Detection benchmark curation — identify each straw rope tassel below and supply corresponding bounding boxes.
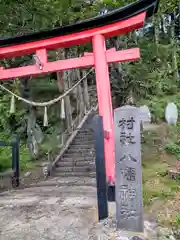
[10,95,15,114]
[43,106,48,126]
[60,98,65,119]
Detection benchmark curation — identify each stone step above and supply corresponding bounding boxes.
[66,148,95,154]
[29,182,97,192]
[33,179,96,188]
[63,153,95,162]
[62,177,96,186]
[55,165,95,173]
[75,136,93,142]
[63,155,94,161]
[76,133,93,138]
[61,156,94,161]
[49,176,96,186]
[57,159,95,166]
[70,143,94,149]
[77,129,92,133]
[72,139,94,145]
[74,139,94,144]
[53,171,96,178]
[63,152,95,158]
[78,129,93,133]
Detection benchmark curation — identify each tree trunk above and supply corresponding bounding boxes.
[56,49,73,133]
[82,70,90,111]
[20,77,43,158]
[169,13,179,82]
[154,16,160,44]
[61,71,73,133]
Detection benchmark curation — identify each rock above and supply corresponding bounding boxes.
[116,231,145,240]
[173,228,180,240]
[157,227,175,240]
[165,103,178,125]
[24,172,32,178]
[144,220,158,239]
[169,235,176,240]
[139,105,151,125]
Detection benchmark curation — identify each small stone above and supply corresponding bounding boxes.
[116,234,129,240]
[131,237,143,240]
[103,219,109,226]
[24,172,32,178]
[165,102,178,125]
[144,220,158,239]
[116,231,145,240]
[158,227,173,238]
[169,235,176,240]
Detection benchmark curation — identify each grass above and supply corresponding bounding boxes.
[142,124,180,229]
[0,141,34,172]
[0,125,65,174]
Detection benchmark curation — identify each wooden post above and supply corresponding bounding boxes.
[92,115,108,221]
[12,135,20,187]
[82,70,90,111]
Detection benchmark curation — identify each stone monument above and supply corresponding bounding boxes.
[114,105,144,232]
[139,105,151,125]
[165,102,178,125]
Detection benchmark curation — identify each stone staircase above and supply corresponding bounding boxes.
[52,113,97,186]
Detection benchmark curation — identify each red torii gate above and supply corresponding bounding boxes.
[0,0,158,186]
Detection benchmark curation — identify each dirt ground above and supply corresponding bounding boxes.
[0,184,153,240]
[0,184,101,240]
[0,183,178,240]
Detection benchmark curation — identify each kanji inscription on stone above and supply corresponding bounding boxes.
[120,132,136,145]
[120,167,136,181]
[114,105,143,232]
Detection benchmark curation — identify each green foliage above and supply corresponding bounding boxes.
[164,123,180,162]
[112,38,179,106]
[0,140,32,172]
[165,142,180,155]
[175,214,180,226]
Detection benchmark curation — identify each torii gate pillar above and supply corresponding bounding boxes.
[93,34,115,185]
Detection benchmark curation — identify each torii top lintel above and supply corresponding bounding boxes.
[0,0,159,59]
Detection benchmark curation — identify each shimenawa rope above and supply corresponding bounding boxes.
[0,68,94,126]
